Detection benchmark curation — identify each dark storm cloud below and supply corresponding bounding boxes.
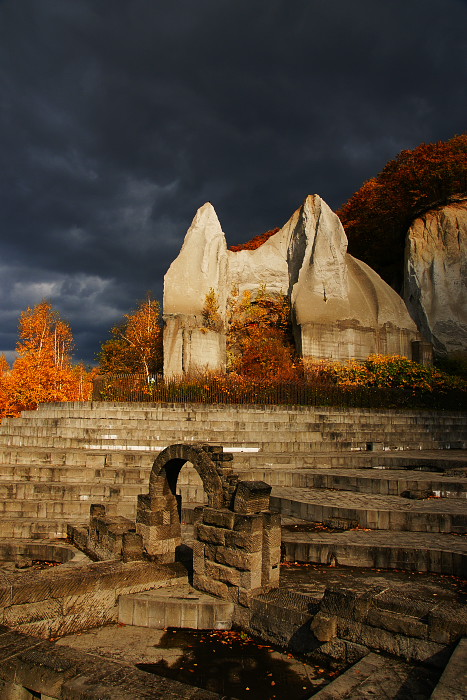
[0,0,466,362]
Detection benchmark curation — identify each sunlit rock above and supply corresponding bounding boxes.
[404,200,467,356]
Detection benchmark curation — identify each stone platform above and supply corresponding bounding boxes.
[118,583,234,630]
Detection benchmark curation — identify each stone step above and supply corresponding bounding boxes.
[0,447,156,468]
[271,486,467,533]
[118,583,234,630]
[0,480,146,500]
[248,467,467,498]
[22,401,467,424]
[0,434,459,453]
[231,449,467,472]
[0,464,150,484]
[0,497,137,520]
[3,416,465,438]
[0,518,82,539]
[0,446,463,476]
[310,652,440,699]
[5,412,467,431]
[280,523,467,576]
[431,637,467,700]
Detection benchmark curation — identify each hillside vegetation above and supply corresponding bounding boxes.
[337,135,467,291]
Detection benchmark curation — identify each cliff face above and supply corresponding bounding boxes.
[163,195,425,376]
[404,200,467,356]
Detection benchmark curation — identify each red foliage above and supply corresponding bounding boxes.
[229,227,280,252]
[337,135,467,290]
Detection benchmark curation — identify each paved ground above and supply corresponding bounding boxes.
[58,623,335,699]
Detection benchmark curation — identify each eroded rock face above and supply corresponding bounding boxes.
[405,201,467,356]
[163,195,426,376]
[282,196,421,361]
[163,203,228,377]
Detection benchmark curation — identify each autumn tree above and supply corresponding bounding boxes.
[226,285,299,380]
[201,289,223,332]
[0,301,93,419]
[337,135,467,291]
[98,294,163,379]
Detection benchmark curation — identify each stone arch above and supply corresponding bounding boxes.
[136,443,236,560]
[149,444,226,509]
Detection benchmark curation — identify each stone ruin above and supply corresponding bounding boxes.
[73,444,281,605]
[163,194,433,377]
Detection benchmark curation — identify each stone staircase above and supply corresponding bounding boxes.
[0,401,465,572]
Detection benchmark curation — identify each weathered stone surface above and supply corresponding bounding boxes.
[163,203,228,376]
[163,194,425,373]
[405,200,467,355]
[288,196,421,360]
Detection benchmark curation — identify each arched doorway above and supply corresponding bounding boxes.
[136,444,234,562]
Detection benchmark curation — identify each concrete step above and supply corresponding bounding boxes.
[4,413,466,432]
[0,497,137,521]
[249,467,467,498]
[271,486,467,533]
[311,652,440,699]
[0,480,146,500]
[0,464,150,484]
[0,434,460,453]
[431,637,467,700]
[118,583,234,630]
[231,449,467,472]
[0,447,156,468]
[20,401,467,424]
[280,522,467,576]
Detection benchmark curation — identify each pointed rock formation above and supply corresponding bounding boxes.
[404,200,467,356]
[163,203,228,377]
[163,195,429,377]
[164,202,228,316]
[281,196,422,361]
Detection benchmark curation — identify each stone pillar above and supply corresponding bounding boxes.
[411,340,433,365]
[136,492,181,563]
[193,480,281,606]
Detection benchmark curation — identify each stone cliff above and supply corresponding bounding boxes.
[404,199,467,357]
[163,195,428,377]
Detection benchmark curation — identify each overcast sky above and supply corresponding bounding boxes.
[1,0,466,364]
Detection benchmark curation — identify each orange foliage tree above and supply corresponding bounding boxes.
[226,285,300,380]
[0,301,93,419]
[337,135,467,290]
[98,294,163,379]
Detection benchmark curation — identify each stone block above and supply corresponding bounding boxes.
[320,585,378,621]
[239,569,263,590]
[364,608,428,639]
[195,523,225,546]
[193,574,229,600]
[233,481,272,514]
[233,513,264,534]
[310,612,338,642]
[337,618,450,667]
[201,507,235,530]
[205,560,241,587]
[122,532,144,562]
[225,530,263,553]
[214,547,262,572]
[427,602,467,644]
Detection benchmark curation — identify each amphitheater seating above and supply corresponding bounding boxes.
[0,401,465,577]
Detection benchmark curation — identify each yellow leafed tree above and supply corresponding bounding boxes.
[0,301,93,419]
